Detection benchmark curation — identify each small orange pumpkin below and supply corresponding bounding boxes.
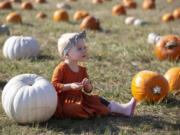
[123,0,137,8]
[6,12,22,23]
[92,0,103,4]
[80,16,100,30]
[154,35,180,60]
[173,8,180,19]
[35,0,46,3]
[131,70,169,102]
[112,4,126,15]
[73,11,89,20]
[167,0,174,2]
[53,10,69,22]
[0,1,12,10]
[66,0,77,2]
[162,13,174,22]
[164,67,180,94]
[142,0,155,10]
[21,2,33,10]
[36,12,47,19]
[10,0,21,3]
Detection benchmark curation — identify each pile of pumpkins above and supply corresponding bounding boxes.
[131,67,180,102]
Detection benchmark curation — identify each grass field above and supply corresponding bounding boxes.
[0,0,180,134]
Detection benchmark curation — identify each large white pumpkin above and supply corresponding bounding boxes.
[2,74,57,124]
[3,36,40,59]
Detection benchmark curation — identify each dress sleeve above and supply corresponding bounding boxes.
[51,64,64,93]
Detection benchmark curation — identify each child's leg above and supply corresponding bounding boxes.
[108,97,136,117]
[99,97,110,107]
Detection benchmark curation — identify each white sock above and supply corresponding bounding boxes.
[108,97,136,117]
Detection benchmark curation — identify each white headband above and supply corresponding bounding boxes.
[62,30,86,57]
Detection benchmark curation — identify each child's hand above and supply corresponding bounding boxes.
[82,78,91,87]
[70,82,83,90]
[82,78,93,93]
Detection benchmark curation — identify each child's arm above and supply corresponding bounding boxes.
[62,83,84,91]
[51,65,84,93]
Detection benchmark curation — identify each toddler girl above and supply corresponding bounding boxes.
[51,31,136,118]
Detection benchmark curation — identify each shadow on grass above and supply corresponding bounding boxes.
[22,23,34,27]
[164,96,180,108]
[30,54,54,62]
[37,54,54,61]
[0,81,6,90]
[26,114,180,134]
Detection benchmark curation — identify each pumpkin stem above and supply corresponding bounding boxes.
[151,86,161,95]
[165,42,177,49]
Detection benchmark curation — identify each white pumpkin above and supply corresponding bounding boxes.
[2,74,57,124]
[125,17,136,25]
[0,24,10,35]
[147,33,162,44]
[3,36,40,59]
[56,2,71,10]
[133,19,149,26]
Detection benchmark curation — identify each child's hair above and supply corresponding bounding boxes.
[57,30,86,57]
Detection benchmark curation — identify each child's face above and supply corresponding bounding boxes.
[67,38,87,61]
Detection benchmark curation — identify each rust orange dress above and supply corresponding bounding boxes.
[51,62,110,118]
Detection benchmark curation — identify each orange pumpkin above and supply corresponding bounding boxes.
[142,0,155,10]
[154,35,180,60]
[92,0,103,4]
[173,8,180,19]
[66,0,77,2]
[80,16,100,30]
[6,12,22,23]
[131,70,169,102]
[167,0,174,2]
[21,2,33,10]
[123,0,137,8]
[10,0,21,3]
[73,11,89,20]
[164,67,180,94]
[0,1,12,9]
[162,13,174,22]
[35,0,46,3]
[53,10,69,22]
[112,5,126,15]
[36,12,47,19]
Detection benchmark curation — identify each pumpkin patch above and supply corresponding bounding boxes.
[0,0,179,133]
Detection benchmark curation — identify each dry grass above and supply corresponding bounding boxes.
[0,0,180,134]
